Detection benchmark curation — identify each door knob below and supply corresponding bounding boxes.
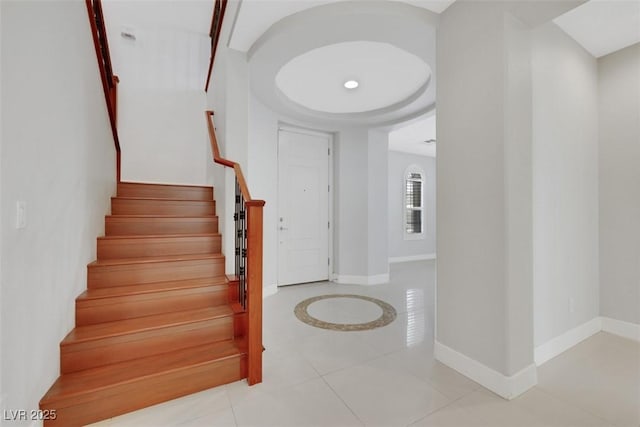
[279,226,288,231]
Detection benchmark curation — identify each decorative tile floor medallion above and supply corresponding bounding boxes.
[294,294,397,331]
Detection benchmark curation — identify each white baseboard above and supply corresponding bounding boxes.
[432,317,639,400]
[389,253,436,263]
[534,317,602,366]
[601,316,640,342]
[534,316,640,367]
[263,284,278,298]
[332,273,389,285]
[434,340,537,400]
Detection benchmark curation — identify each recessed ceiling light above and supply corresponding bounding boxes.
[344,80,359,89]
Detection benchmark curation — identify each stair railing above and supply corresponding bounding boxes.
[86,0,121,181]
[205,110,264,385]
[205,0,228,92]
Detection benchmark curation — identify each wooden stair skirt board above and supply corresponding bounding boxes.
[40,182,250,426]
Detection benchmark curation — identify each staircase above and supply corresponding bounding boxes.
[40,182,247,426]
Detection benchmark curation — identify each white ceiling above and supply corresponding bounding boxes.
[249,1,438,126]
[231,0,640,58]
[388,114,436,157]
[554,0,640,58]
[275,41,431,114]
[230,0,455,52]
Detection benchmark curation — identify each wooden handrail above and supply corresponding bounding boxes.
[205,0,228,92]
[205,110,264,385]
[86,0,121,181]
[205,111,253,200]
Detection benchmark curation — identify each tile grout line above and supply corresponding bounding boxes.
[531,385,613,425]
[319,374,366,427]
[224,384,241,427]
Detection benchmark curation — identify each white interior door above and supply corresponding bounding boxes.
[278,128,330,286]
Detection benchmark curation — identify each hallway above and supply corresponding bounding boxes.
[90,261,639,426]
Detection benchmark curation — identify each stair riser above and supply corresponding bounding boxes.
[105,217,218,236]
[42,355,245,427]
[111,199,215,216]
[97,235,222,259]
[76,287,228,325]
[61,317,233,373]
[88,258,225,288]
[117,183,213,201]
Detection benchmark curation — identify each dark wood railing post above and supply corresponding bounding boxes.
[246,201,264,385]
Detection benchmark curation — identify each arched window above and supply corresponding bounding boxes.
[404,166,424,239]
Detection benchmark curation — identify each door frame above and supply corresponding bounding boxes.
[277,123,334,285]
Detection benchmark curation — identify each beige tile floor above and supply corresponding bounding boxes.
[91,261,640,427]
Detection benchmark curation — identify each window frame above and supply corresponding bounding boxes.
[403,165,425,240]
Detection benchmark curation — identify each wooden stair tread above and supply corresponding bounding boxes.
[106,215,217,218]
[62,306,233,345]
[112,197,214,202]
[78,278,228,300]
[98,233,220,241]
[88,253,224,267]
[119,182,213,190]
[41,340,241,406]
[96,233,222,259]
[111,198,215,216]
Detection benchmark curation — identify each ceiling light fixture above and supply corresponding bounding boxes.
[344,80,359,89]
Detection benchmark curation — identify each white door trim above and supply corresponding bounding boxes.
[277,124,334,285]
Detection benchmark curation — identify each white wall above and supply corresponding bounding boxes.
[119,89,209,185]
[367,131,389,278]
[102,2,211,186]
[532,23,600,347]
[1,1,116,421]
[598,43,640,326]
[437,2,508,373]
[0,0,4,410]
[437,1,534,385]
[388,151,436,260]
[248,96,279,292]
[334,128,370,279]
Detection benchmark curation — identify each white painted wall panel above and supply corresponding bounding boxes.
[532,23,600,347]
[598,43,640,325]
[1,1,116,416]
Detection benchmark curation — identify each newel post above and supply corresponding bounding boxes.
[245,199,265,385]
